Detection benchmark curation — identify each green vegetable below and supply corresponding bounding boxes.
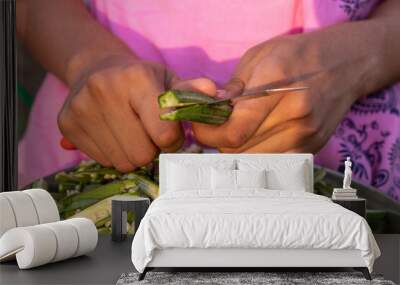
[123,173,159,199]
[70,196,113,224]
[55,171,91,184]
[158,90,233,125]
[31,178,48,190]
[62,198,99,213]
[58,183,81,193]
[95,216,112,228]
[55,165,123,193]
[158,90,216,108]
[73,180,136,200]
[161,102,232,125]
[59,179,138,213]
[74,168,122,179]
[71,179,136,201]
[70,193,140,226]
[97,227,112,235]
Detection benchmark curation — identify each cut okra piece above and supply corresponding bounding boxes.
[160,103,232,125]
[62,198,99,213]
[123,172,159,199]
[59,179,137,211]
[158,90,217,108]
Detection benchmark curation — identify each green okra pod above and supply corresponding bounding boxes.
[123,172,159,199]
[158,90,217,108]
[59,179,138,212]
[160,103,232,125]
[158,90,233,125]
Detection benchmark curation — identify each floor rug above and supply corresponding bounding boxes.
[116,271,395,285]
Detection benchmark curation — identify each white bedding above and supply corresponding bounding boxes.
[131,190,380,273]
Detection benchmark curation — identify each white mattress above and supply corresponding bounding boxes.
[131,190,380,273]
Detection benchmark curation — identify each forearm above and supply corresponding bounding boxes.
[339,0,400,95]
[16,0,135,86]
[369,0,400,85]
[299,0,400,99]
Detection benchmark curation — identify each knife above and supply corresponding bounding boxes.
[207,86,309,105]
[205,70,323,105]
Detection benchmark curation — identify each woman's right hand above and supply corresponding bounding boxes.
[58,54,215,172]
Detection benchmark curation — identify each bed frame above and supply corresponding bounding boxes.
[139,154,371,280]
[140,248,370,280]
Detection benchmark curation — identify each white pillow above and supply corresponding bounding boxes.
[236,169,267,188]
[166,159,236,192]
[238,159,307,191]
[167,162,211,191]
[266,163,306,191]
[212,168,237,190]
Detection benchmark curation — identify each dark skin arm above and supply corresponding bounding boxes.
[17,0,216,171]
[370,0,400,83]
[193,0,400,153]
[17,0,132,85]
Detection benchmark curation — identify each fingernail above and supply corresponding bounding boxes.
[216,89,229,99]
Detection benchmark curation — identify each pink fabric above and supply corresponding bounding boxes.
[18,0,400,200]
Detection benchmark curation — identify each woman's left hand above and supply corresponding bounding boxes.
[193,21,386,153]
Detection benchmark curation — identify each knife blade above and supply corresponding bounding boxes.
[207,86,309,105]
[206,70,323,105]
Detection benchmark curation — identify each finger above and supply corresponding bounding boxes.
[132,75,218,153]
[69,88,137,172]
[172,77,218,97]
[225,40,279,93]
[127,69,183,152]
[97,91,158,167]
[58,110,112,167]
[220,90,313,153]
[214,85,308,152]
[223,115,320,153]
[226,124,316,153]
[228,42,271,86]
[193,92,281,148]
[220,77,245,98]
[219,122,288,153]
[193,58,293,149]
[253,89,312,137]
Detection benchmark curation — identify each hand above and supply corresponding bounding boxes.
[193,22,384,153]
[58,54,216,171]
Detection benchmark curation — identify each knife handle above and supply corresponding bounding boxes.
[60,137,77,150]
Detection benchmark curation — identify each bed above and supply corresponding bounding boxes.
[131,154,380,280]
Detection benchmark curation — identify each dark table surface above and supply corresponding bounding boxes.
[0,235,134,285]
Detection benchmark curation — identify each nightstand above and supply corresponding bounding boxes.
[332,198,366,218]
[111,196,150,242]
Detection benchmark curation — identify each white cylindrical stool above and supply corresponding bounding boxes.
[0,196,17,237]
[23,189,60,224]
[0,192,39,227]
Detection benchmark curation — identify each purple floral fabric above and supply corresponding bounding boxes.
[316,84,400,200]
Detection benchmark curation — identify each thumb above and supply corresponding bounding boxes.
[171,77,217,97]
[219,77,245,99]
